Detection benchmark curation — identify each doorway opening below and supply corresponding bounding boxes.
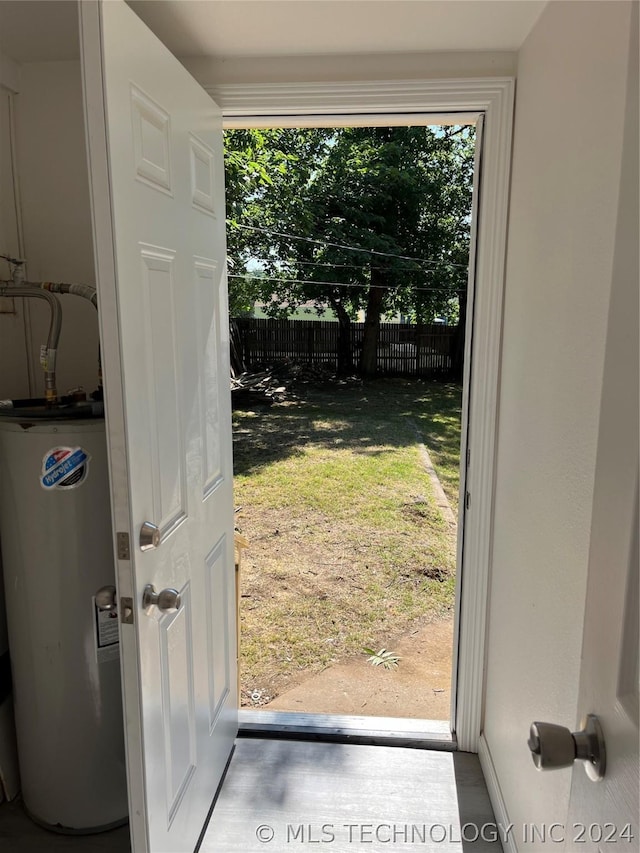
[224,117,479,731]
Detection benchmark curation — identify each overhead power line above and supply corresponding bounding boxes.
[229,222,468,271]
[228,273,464,294]
[240,256,447,275]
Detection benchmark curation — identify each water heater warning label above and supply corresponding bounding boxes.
[94,600,120,663]
[41,446,90,490]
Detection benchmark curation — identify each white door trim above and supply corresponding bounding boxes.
[211,77,514,753]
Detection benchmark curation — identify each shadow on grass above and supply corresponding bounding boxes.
[233,378,462,484]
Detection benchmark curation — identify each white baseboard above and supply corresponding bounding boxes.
[478,733,518,853]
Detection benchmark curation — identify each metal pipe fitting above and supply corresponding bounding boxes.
[38,280,98,308]
[0,285,62,404]
[36,283,101,393]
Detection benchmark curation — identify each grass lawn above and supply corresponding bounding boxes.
[233,378,462,705]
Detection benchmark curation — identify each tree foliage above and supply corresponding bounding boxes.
[224,125,475,376]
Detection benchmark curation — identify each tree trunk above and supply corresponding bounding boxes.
[415,320,424,375]
[360,273,386,377]
[229,319,247,377]
[331,299,354,375]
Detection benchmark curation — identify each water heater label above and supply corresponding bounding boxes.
[93,599,120,663]
[41,446,91,490]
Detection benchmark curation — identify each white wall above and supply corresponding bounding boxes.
[0,80,31,401]
[0,64,23,795]
[0,56,97,800]
[483,0,634,842]
[0,60,99,402]
[183,49,517,90]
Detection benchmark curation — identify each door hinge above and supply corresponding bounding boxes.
[465,491,471,510]
[120,597,134,624]
[466,447,471,468]
[117,531,131,560]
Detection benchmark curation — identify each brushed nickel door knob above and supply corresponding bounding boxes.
[142,583,181,613]
[528,714,606,780]
[95,585,117,611]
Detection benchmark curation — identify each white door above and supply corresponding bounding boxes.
[80,2,237,852]
[564,22,638,848]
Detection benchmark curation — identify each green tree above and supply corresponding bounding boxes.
[224,125,474,377]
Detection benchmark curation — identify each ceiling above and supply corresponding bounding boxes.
[129,1,547,58]
[0,1,545,64]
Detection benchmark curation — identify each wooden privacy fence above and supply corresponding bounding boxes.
[233,318,457,377]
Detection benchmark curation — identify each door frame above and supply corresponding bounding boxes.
[209,77,514,753]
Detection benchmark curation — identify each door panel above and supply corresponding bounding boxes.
[139,245,186,533]
[195,258,225,495]
[80,2,237,851]
[162,592,197,818]
[205,538,232,729]
[565,13,638,847]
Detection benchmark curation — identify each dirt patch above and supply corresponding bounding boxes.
[264,616,453,720]
[237,502,454,707]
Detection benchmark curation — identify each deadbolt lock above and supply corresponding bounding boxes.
[139,521,160,551]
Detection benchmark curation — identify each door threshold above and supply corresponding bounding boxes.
[238,710,455,750]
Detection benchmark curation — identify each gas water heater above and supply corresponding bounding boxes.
[0,267,127,833]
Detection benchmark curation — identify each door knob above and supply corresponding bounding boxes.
[142,583,181,613]
[527,714,606,781]
[139,521,160,551]
[95,585,117,611]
